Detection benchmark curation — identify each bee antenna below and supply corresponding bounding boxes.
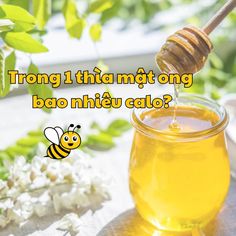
[73,125,81,131]
[68,124,74,131]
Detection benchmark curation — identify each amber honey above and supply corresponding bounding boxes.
[129,95,230,232]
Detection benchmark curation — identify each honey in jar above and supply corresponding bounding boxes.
[129,94,230,232]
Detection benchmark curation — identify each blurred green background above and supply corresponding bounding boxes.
[0,0,235,101]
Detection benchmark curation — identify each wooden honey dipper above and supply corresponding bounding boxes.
[156,0,236,75]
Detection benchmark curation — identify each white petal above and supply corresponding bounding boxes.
[52,194,61,214]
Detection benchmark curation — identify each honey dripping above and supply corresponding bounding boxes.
[156,0,236,133]
[169,83,181,131]
[156,26,213,132]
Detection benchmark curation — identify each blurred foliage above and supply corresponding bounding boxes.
[181,0,236,99]
[82,118,131,150]
[0,118,131,178]
[0,129,47,169]
[27,62,53,113]
[0,0,235,102]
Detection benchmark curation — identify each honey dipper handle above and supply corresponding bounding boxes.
[203,0,236,35]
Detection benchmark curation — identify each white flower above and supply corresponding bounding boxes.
[60,162,75,182]
[0,180,8,195]
[14,156,26,167]
[0,143,111,229]
[34,204,50,217]
[18,192,30,200]
[59,192,74,210]
[60,162,72,176]
[0,215,9,228]
[30,175,49,189]
[36,143,47,157]
[91,175,111,199]
[8,156,30,180]
[33,191,52,217]
[8,193,33,222]
[20,204,33,220]
[76,174,92,193]
[3,159,12,170]
[57,213,82,234]
[0,199,14,211]
[31,156,49,175]
[73,190,90,208]
[38,191,51,203]
[15,172,31,190]
[7,207,25,224]
[6,187,20,198]
[52,193,61,214]
[34,205,45,217]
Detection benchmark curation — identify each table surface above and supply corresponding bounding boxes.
[0,85,236,236]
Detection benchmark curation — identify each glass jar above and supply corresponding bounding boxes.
[129,94,230,232]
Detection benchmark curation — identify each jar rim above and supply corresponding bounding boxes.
[131,94,229,142]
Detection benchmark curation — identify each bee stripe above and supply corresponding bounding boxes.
[47,148,52,158]
[48,146,54,159]
[52,144,64,158]
[59,145,70,154]
[49,145,62,159]
[54,145,68,156]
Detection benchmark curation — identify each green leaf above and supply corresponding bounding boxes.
[28,129,44,137]
[0,5,35,32]
[186,16,201,26]
[106,119,131,136]
[28,28,47,36]
[224,50,236,75]
[13,21,35,32]
[90,121,102,131]
[100,0,121,24]
[2,32,48,53]
[89,23,102,42]
[33,0,51,30]
[27,62,53,113]
[88,0,113,13]
[52,0,64,13]
[208,68,229,88]
[0,166,9,180]
[209,53,223,69]
[0,4,35,24]
[85,133,115,151]
[225,78,236,93]
[63,0,86,39]
[0,127,45,165]
[3,0,30,10]
[6,144,32,156]
[210,87,221,100]
[0,19,14,31]
[184,74,205,94]
[107,119,132,132]
[0,151,11,163]
[105,128,122,137]
[16,137,44,147]
[1,51,16,97]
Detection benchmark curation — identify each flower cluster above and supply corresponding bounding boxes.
[57,213,82,235]
[0,143,111,230]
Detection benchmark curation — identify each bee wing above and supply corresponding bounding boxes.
[54,126,64,139]
[44,127,60,145]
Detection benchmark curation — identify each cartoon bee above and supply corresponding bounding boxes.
[44,124,81,159]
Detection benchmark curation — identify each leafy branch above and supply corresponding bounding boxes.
[0,118,132,180]
[0,0,113,106]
